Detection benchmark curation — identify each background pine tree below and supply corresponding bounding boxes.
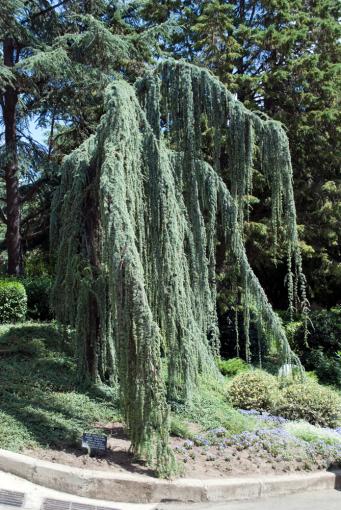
[0,0,163,273]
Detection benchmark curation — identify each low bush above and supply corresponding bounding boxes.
[229,369,279,412]
[217,357,250,377]
[305,371,319,383]
[21,276,52,321]
[276,382,341,428]
[0,281,27,323]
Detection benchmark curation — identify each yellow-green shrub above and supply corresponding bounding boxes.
[217,357,250,377]
[276,382,341,427]
[229,369,279,412]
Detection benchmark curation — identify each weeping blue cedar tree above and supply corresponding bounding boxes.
[50,60,305,476]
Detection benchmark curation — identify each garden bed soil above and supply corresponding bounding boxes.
[23,422,327,479]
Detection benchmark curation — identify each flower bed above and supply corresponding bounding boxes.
[172,411,341,477]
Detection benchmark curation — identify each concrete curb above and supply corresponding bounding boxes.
[0,449,340,504]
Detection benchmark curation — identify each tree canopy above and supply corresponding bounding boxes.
[0,0,165,273]
[1,1,340,311]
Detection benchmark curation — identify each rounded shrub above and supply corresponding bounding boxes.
[0,281,27,323]
[276,382,341,428]
[217,357,250,377]
[229,369,279,412]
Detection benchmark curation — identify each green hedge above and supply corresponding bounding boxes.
[217,357,250,377]
[0,281,27,323]
[20,276,52,321]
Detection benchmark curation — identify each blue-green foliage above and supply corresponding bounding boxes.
[50,60,304,476]
[0,281,27,323]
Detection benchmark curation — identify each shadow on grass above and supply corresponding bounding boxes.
[0,323,154,476]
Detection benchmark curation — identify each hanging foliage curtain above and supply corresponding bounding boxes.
[51,60,305,475]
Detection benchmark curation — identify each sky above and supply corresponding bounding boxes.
[28,119,47,147]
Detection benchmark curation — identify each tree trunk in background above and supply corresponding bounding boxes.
[3,37,21,275]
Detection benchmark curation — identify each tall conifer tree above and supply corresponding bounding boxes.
[1,0,162,273]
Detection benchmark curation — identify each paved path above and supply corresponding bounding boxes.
[0,470,340,510]
[156,489,341,510]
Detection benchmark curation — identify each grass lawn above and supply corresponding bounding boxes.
[0,322,119,452]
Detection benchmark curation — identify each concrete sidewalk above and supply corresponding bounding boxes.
[1,470,340,510]
[156,489,341,510]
